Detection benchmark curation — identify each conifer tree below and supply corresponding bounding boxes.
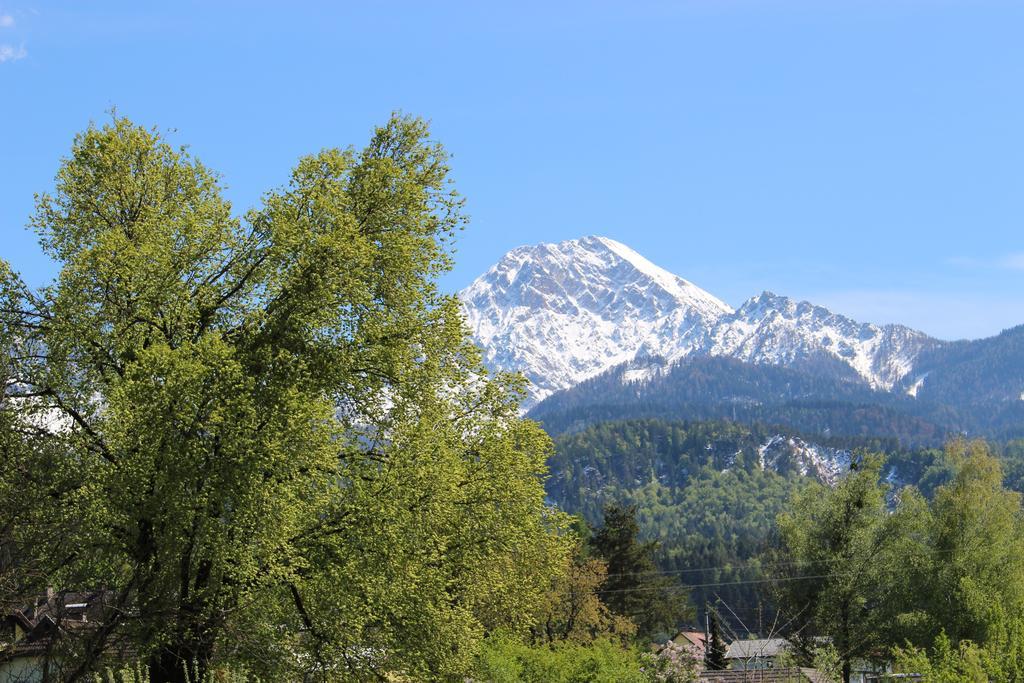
[590,503,687,639]
[704,609,728,671]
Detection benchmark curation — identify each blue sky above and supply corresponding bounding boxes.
[1,1,1022,340]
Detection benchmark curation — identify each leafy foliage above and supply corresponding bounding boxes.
[776,439,1024,681]
[530,543,637,646]
[904,439,1024,647]
[0,115,566,681]
[894,617,1024,683]
[474,633,656,683]
[774,455,900,681]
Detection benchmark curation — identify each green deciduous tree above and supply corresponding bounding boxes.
[0,115,566,681]
[775,455,896,682]
[893,612,1024,683]
[902,439,1024,649]
[530,543,636,646]
[475,632,654,683]
[777,440,1024,681]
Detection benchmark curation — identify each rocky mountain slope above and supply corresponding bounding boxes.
[460,236,938,409]
[460,236,732,405]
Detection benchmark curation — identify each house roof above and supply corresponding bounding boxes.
[700,667,832,683]
[725,638,791,659]
[674,630,708,648]
[19,590,112,625]
[1,590,114,662]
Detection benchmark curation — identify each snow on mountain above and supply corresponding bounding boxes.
[705,291,933,390]
[460,236,732,406]
[906,372,930,398]
[757,435,852,486]
[459,236,936,408]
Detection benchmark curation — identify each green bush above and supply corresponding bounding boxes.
[474,633,652,683]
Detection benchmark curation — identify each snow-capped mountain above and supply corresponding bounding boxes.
[460,236,732,405]
[460,236,937,408]
[703,291,934,391]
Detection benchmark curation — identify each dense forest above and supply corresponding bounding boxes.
[546,418,1024,635]
[548,419,805,622]
[905,324,1024,438]
[529,350,1024,444]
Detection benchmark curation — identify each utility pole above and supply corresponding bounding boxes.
[705,604,710,645]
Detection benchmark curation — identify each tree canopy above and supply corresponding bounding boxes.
[0,115,567,681]
[776,440,1024,682]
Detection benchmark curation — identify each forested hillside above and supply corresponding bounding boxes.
[530,357,959,445]
[902,324,1024,439]
[544,419,1024,629]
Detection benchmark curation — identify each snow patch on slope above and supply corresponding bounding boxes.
[757,435,852,486]
[907,372,930,398]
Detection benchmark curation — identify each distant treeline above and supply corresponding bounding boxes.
[545,417,1024,628]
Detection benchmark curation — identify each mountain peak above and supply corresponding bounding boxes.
[459,235,732,407]
[460,237,936,406]
[462,235,732,321]
[587,236,734,314]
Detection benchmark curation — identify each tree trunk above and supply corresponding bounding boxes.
[840,599,852,683]
[150,648,190,683]
[149,637,215,683]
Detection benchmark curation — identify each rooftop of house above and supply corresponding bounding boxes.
[673,630,708,649]
[1,590,113,661]
[725,638,792,660]
[699,667,832,683]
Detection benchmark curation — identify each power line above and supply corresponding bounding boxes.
[598,572,836,594]
[601,545,960,580]
[599,545,976,593]
[602,557,830,580]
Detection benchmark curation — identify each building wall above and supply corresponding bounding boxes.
[729,655,777,670]
[0,656,44,683]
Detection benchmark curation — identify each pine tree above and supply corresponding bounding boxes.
[590,503,688,639]
[704,609,728,671]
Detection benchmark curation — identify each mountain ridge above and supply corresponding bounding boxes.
[460,235,733,405]
[460,235,941,409]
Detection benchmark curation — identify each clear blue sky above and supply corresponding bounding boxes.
[2,1,1022,340]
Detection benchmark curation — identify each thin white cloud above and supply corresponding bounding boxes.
[947,252,1024,271]
[0,43,26,63]
[945,255,980,268]
[0,14,13,28]
[998,253,1024,271]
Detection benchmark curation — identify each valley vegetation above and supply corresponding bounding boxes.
[0,115,574,682]
[4,115,1024,682]
[547,418,1024,681]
